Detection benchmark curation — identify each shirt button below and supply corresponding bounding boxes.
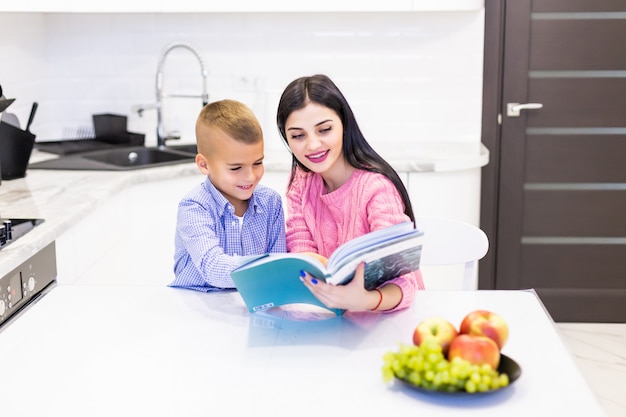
[232,221,237,226]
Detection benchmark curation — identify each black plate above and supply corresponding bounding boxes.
[396,354,521,396]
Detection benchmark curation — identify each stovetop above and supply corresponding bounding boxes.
[0,218,45,251]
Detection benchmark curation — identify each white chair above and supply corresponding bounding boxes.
[415,216,489,290]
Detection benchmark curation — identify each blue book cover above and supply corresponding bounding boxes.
[230,222,423,315]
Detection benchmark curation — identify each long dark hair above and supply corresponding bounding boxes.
[277,74,415,223]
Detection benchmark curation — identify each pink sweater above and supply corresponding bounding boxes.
[286,168,425,312]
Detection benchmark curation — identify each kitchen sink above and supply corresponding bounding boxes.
[166,143,197,154]
[29,146,196,171]
[82,147,191,167]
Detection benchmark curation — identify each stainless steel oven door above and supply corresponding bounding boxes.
[0,242,57,331]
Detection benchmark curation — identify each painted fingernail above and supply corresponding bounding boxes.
[311,278,318,285]
[299,270,306,278]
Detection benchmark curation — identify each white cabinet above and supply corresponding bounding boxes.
[407,168,482,227]
[0,0,160,12]
[55,172,291,287]
[55,167,480,290]
[160,0,484,12]
[0,0,483,13]
[55,175,202,286]
[406,167,484,290]
[55,190,130,285]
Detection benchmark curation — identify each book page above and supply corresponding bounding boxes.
[327,221,416,267]
[327,232,423,288]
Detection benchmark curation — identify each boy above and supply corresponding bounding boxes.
[170,99,286,291]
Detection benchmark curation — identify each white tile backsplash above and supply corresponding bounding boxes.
[0,11,484,151]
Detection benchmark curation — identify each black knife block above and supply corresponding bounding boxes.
[0,121,36,180]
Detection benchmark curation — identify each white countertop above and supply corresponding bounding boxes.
[0,143,488,278]
[0,156,199,278]
[0,286,605,416]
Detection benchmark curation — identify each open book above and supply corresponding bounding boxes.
[230,221,424,315]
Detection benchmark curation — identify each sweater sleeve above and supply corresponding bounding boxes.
[364,174,412,230]
[384,270,424,312]
[362,173,425,312]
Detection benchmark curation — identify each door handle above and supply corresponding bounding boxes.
[506,102,543,117]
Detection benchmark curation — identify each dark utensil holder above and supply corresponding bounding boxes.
[91,113,144,146]
[93,113,127,137]
[0,121,36,180]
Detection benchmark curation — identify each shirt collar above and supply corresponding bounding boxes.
[203,177,261,216]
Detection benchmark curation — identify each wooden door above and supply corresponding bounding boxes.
[479,0,626,322]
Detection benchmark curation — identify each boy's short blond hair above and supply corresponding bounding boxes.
[196,99,263,154]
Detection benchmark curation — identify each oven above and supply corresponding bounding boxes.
[0,218,57,330]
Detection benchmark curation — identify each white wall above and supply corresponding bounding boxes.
[0,11,484,153]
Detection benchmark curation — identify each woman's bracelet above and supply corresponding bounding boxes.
[370,288,383,311]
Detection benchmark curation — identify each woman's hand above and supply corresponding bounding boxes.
[300,262,387,312]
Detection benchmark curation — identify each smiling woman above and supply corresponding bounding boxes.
[276,74,423,313]
[283,101,347,192]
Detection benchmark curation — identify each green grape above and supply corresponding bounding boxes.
[432,372,443,387]
[440,369,451,384]
[407,370,421,386]
[490,376,501,390]
[477,382,490,392]
[381,342,512,394]
[426,352,440,363]
[409,354,424,371]
[498,373,510,387]
[424,370,436,382]
[479,363,493,374]
[465,380,477,393]
[445,385,458,393]
[470,371,482,385]
[481,374,493,387]
[382,367,395,383]
[435,360,449,372]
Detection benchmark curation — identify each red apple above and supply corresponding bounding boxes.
[448,334,501,369]
[459,310,509,350]
[413,317,459,354]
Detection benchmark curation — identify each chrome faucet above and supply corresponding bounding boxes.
[135,42,209,148]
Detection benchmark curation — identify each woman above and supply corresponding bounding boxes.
[277,74,424,313]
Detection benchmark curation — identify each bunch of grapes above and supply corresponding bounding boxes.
[381,340,509,393]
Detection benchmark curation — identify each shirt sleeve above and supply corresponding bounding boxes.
[266,193,288,254]
[176,198,239,289]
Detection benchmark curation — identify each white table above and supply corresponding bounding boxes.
[0,286,605,416]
